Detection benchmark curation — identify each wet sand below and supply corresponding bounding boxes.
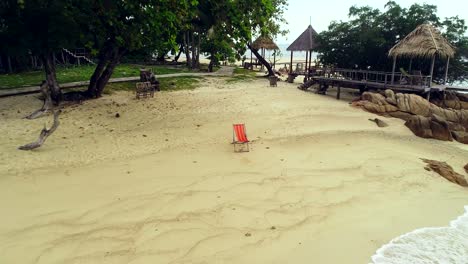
[0,76,467,263]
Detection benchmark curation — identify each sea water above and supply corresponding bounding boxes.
[370,206,468,264]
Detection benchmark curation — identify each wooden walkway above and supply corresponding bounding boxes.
[0,67,235,98]
[298,68,468,99]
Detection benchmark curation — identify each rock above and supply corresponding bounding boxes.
[422,159,468,187]
[369,118,389,127]
[384,89,397,105]
[465,163,468,174]
[356,91,468,144]
[405,114,453,141]
[451,131,468,144]
[115,113,120,118]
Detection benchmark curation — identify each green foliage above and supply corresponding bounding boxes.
[103,77,203,94]
[317,1,468,83]
[0,64,187,89]
[226,67,257,83]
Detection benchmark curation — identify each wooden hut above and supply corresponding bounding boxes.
[388,23,456,85]
[251,36,280,69]
[286,25,319,82]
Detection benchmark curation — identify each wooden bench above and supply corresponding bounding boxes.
[135,82,155,99]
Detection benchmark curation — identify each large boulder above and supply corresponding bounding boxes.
[405,115,453,141]
[431,91,468,110]
[451,131,468,144]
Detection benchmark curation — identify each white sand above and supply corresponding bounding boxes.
[0,76,467,264]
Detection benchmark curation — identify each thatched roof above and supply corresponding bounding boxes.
[389,23,456,59]
[251,36,279,50]
[287,25,319,51]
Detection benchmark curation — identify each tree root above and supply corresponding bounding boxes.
[19,110,61,150]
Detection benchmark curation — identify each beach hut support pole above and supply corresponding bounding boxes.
[273,51,276,70]
[429,54,436,87]
[308,50,312,79]
[444,57,450,85]
[290,51,293,73]
[336,85,341,100]
[391,56,397,85]
[305,51,309,79]
[408,58,413,72]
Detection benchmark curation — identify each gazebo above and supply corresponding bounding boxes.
[286,25,319,81]
[251,36,279,69]
[388,23,456,86]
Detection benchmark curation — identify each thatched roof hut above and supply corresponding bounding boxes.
[287,25,319,51]
[251,36,279,50]
[388,23,455,86]
[389,23,455,59]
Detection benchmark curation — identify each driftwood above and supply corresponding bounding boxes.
[25,81,53,119]
[19,110,61,150]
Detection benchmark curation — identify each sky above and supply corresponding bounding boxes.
[277,0,468,44]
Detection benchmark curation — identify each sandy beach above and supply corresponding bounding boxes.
[0,75,467,263]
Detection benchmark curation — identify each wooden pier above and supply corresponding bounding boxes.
[297,68,467,100]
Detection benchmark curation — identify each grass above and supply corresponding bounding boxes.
[226,67,257,83]
[0,64,188,89]
[103,76,204,94]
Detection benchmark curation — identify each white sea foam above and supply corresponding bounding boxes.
[370,206,468,264]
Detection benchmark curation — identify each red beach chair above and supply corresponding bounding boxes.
[232,124,250,152]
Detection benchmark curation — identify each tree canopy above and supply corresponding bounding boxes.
[317,1,468,83]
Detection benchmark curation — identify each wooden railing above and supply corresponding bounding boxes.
[313,68,432,88]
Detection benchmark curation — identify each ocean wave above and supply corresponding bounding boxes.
[370,206,468,264]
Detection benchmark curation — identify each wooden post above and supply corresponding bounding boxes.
[290,51,293,73]
[408,58,413,73]
[336,85,341,100]
[429,54,436,87]
[444,57,450,85]
[305,51,309,80]
[391,56,396,85]
[273,50,276,69]
[250,50,252,66]
[308,50,312,79]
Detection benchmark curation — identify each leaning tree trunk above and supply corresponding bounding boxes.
[247,44,275,77]
[173,46,183,62]
[40,52,61,104]
[86,46,125,98]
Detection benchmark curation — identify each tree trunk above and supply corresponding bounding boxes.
[25,81,54,119]
[174,46,183,62]
[208,51,215,72]
[195,33,200,68]
[184,32,191,67]
[191,31,197,69]
[40,52,61,104]
[86,42,115,98]
[7,55,12,73]
[19,110,61,150]
[86,46,125,98]
[247,44,275,76]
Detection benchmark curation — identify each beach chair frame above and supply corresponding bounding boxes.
[232,124,250,152]
[136,81,155,99]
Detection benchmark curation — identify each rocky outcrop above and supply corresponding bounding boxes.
[405,115,453,141]
[422,159,468,187]
[465,163,468,174]
[354,90,468,144]
[431,91,468,110]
